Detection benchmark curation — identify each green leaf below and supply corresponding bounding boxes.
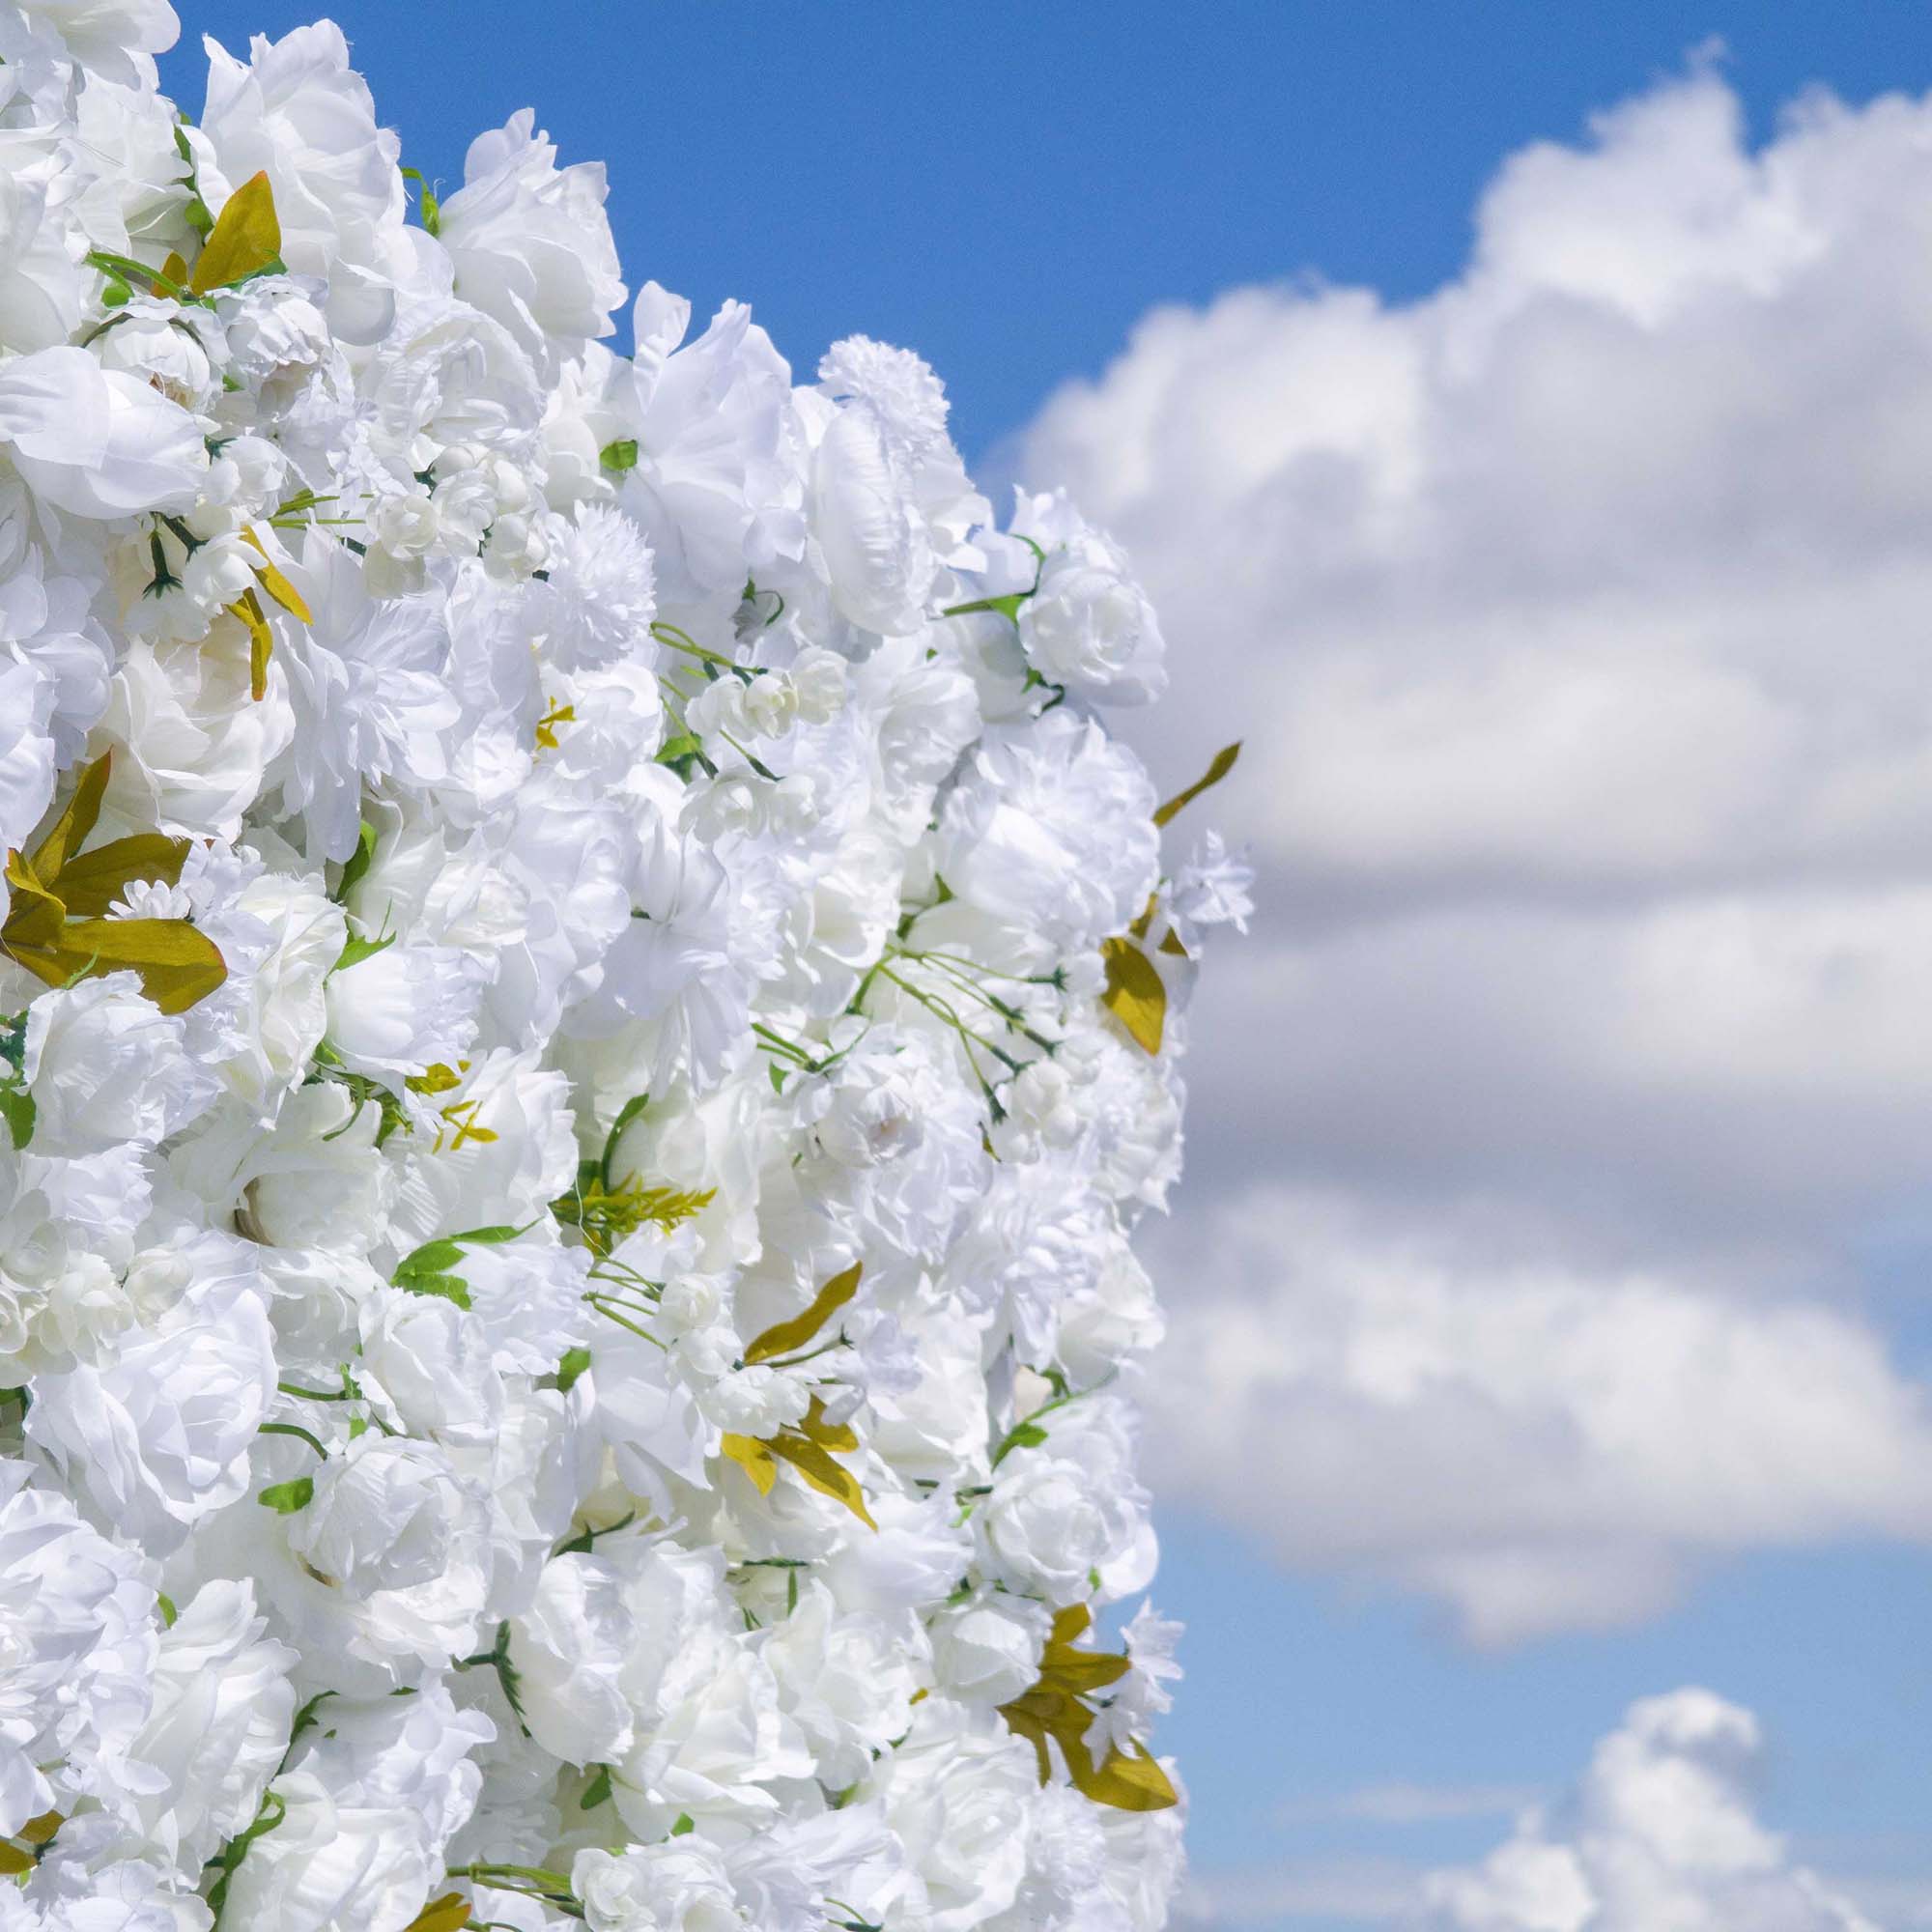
[1098,937,1166,1056]
[599,438,639,473]
[670,1812,696,1836]
[393,1271,472,1309]
[332,928,395,972]
[334,819,377,903]
[400,167,442,238]
[555,1347,592,1394]
[601,1091,652,1188]
[0,1088,34,1151]
[258,1477,314,1513]
[190,170,283,295]
[743,1262,862,1365]
[992,1420,1048,1464]
[1152,740,1241,829]
[579,1765,612,1810]
[156,1592,177,1628]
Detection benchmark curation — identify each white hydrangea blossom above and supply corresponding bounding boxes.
[0,9,1250,1928]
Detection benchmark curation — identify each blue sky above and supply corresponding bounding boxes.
[163,8,1932,1924]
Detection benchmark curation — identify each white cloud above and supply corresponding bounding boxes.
[1013,61,1932,1632]
[1419,1690,1878,1930]
[1141,1187,1932,1642]
[1282,1784,1540,1828]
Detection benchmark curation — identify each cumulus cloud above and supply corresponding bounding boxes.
[1418,1689,1877,1930]
[1014,60,1932,1632]
[1142,1188,1932,1642]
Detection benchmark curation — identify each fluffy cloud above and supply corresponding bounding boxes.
[1418,1689,1876,1930]
[1015,61,1932,1632]
[1141,1188,1932,1642]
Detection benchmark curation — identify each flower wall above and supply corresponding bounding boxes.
[0,7,1250,1929]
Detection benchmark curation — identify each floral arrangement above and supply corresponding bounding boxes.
[0,7,1250,1929]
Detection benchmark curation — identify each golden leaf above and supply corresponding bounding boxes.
[743,1263,863,1365]
[17,1813,59,1847]
[794,1394,858,1454]
[10,918,227,1014]
[189,170,282,295]
[1098,937,1165,1056]
[28,753,111,882]
[0,1843,30,1876]
[720,1433,778,1495]
[159,250,189,290]
[1152,740,1240,828]
[54,834,191,918]
[403,1894,472,1932]
[230,587,273,700]
[240,526,312,623]
[767,1430,877,1530]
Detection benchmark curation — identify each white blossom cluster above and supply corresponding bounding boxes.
[0,7,1251,1930]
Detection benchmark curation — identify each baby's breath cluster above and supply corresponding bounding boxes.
[0,8,1252,1931]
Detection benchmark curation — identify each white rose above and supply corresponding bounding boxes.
[24,1249,277,1552]
[438,109,626,371]
[1019,530,1167,707]
[288,1434,469,1597]
[573,1841,741,1932]
[929,1592,1051,1709]
[226,873,345,1111]
[196,21,412,344]
[874,1699,1036,1932]
[0,346,206,520]
[126,1579,298,1870]
[23,972,216,1154]
[979,1452,1122,1602]
[324,940,486,1082]
[506,1553,637,1767]
[762,1581,919,1786]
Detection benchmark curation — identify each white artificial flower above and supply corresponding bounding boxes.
[23,972,217,1154]
[936,706,1160,952]
[0,29,1218,1918]
[438,109,626,373]
[288,1432,473,1597]
[0,345,206,520]
[197,20,412,343]
[24,1241,276,1551]
[123,1578,298,1870]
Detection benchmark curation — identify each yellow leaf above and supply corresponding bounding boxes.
[230,587,273,700]
[0,1843,30,1876]
[1070,1741,1179,1812]
[17,1812,59,1847]
[159,251,189,290]
[53,833,191,919]
[1098,937,1165,1056]
[189,170,283,295]
[28,752,112,882]
[1152,740,1240,829]
[403,1894,472,1932]
[1047,1604,1093,1648]
[767,1431,877,1530]
[3,851,66,952]
[720,1433,778,1496]
[240,527,312,623]
[744,1263,863,1365]
[794,1394,858,1454]
[1157,926,1189,958]
[12,917,227,1014]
